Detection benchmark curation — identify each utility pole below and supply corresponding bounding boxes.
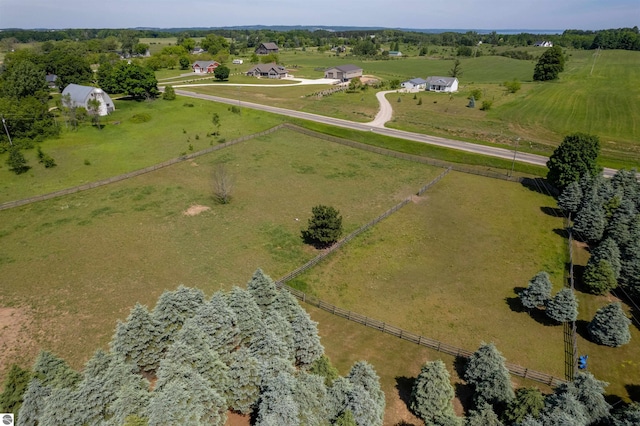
[509,137,520,178]
[2,115,13,146]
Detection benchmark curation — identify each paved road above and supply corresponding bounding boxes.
[174,88,619,178]
[368,90,395,127]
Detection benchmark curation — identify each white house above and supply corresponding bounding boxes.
[61,84,115,116]
[534,41,553,47]
[401,78,427,92]
[232,59,244,64]
[388,51,402,57]
[425,76,459,93]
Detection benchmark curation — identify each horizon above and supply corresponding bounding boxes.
[0,0,638,32]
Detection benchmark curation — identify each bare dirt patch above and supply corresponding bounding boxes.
[225,412,250,426]
[183,204,211,216]
[0,306,38,381]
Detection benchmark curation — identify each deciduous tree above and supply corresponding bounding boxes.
[533,45,565,81]
[214,65,230,81]
[546,133,600,190]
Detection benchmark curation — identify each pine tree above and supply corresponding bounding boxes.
[545,288,578,323]
[583,259,618,294]
[410,360,457,425]
[572,201,606,243]
[0,364,31,418]
[569,372,611,424]
[190,292,239,360]
[605,198,637,249]
[557,181,583,214]
[519,271,553,310]
[587,302,632,347]
[540,390,588,426]
[464,343,514,409]
[589,238,622,279]
[294,372,329,426]
[227,286,263,346]
[247,269,279,311]
[464,402,502,426]
[17,378,50,426]
[227,347,261,414]
[347,361,385,426]
[32,351,82,389]
[309,355,340,387]
[504,387,545,424]
[110,303,162,372]
[255,372,299,426]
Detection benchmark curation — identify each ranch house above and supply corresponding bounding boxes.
[192,61,220,73]
[324,64,363,81]
[388,51,402,57]
[255,42,279,55]
[425,76,459,93]
[61,84,115,116]
[246,63,288,79]
[401,78,427,92]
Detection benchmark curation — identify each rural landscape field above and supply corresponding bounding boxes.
[0,22,639,425]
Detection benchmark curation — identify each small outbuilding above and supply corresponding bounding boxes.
[61,84,115,116]
[246,63,288,79]
[192,61,220,73]
[388,51,402,57]
[425,76,459,93]
[401,78,427,92]
[324,64,363,81]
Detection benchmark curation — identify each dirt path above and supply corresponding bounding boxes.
[367,90,396,127]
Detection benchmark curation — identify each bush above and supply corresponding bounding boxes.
[504,79,521,94]
[162,85,176,100]
[6,147,30,174]
[37,147,56,168]
[130,113,152,123]
[480,100,493,111]
[469,88,482,100]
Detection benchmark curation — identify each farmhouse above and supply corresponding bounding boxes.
[192,61,220,73]
[425,76,459,93]
[61,84,115,116]
[401,78,427,92]
[534,40,554,47]
[388,51,402,57]
[246,63,288,79]
[324,64,363,81]
[255,42,279,55]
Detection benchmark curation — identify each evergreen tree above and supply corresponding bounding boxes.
[272,289,303,322]
[0,364,31,419]
[557,180,583,214]
[606,198,637,249]
[110,303,162,372]
[590,238,622,279]
[503,387,545,424]
[410,360,457,425]
[519,271,553,310]
[546,133,600,190]
[334,410,357,426]
[40,387,83,426]
[572,201,606,243]
[152,285,205,354]
[227,286,263,346]
[247,268,279,311]
[190,291,238,360]
[518,415,543,426]
[227,347,261,414]
[262,307,294,359]
[583,259,617,294]
[301,205,343,248]
[294,372,329,426]
[310,355,340,387]
[255,372,299,426]
[32,350,81,389]
[620,215,640,296]
[545,288,578,323]
[108,380,151,426]
[465,402,502,426]
[569,372,611,424]
[347,361,385,426]
[346,384,384,426]
[16,378,50,426]
[6,147,31,175]
[292,307,324,369]
[587,302,632,347]
[464,343,514,410]
[540,390,588,426]
[326,377,353,422]
[610,402,640,426]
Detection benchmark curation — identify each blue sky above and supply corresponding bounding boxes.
[0,0,638,30]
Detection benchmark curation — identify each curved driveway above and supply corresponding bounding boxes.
[174,88,619,178]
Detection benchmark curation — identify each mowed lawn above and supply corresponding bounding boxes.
[0,128,442,382]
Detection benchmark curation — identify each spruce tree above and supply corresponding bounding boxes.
[464,402,502,426]
[255,372,299,426]
[0,364,31,419]
[410,360,457,425]
[17,378,50,426]
[589,238,622,279]
[40,387,83,426]
[227,347,261,414]
[587,302,632,347]
[262,307,294,359]
[32,351,81,389]
[545,288,578,323]
[464,343,514,409]
[247,268,279,311]
[294,372,329,426]
[557,181,583,214]
[310,355,340,387]
[519,415,543,426]
[569,372,611,424]
[519,271,553,310]
[583,259,617,294]
[572,201,606,243]
[540,390,588,426]
[190,292,239,360]
[152,285,205,340]
[227,286,263,346]
[272,289,303,322]
[292,307,324,369]
[504,387,545,424]
[347,361,385,426]
[110,303,162,372]
[334,410,357,426]
[605,198,637,248]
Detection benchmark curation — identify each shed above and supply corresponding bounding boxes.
[324,64,363,81]
[61,84,115,116]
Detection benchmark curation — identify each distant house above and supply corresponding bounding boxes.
[425,76,459,93]
[192,61,220,73]
[255,42,279,55]
[232,59,244,64]
[45,74,58,88]
[61,84,115,116]
[191,47,206,55]
[388,51,402,57]
[534,41,553,47]
[401,78,427,92]
[246,63,288,79]
[324,64,363,81]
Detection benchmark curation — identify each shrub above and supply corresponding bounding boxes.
[162,85,176,100]
[130,113,152,123]
[480,100,493,111]
[504,79,522,93]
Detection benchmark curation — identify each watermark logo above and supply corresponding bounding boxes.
[0,414,14,426]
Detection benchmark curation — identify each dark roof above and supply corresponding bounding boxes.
[426,76,457,87]
[259,42,279,50]
[247,63,287,74]
[328,64,362,72]
[405,78,427,85]
[45,74,58,83]
[193,61,219,68]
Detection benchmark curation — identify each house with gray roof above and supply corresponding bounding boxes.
[61,84,115,116]
[401,78,427,92]
[425,76,459,93]
[255,42,279,55]
[192,61,220,73]
[246,63,288,79]
[324,64,363,81]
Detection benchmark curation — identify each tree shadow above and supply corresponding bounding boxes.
[395,376,415,410]
[529,307,560,326]
[572,265,587,293]
[553,228,570,238]
[394,422,418,426]
[454,382,475,415]
[626,384,640,402]
[541,206,565,217]
[453,356,468,379]
[575,319,591,340]
[520,177,559,197]
[506,287,526,313]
